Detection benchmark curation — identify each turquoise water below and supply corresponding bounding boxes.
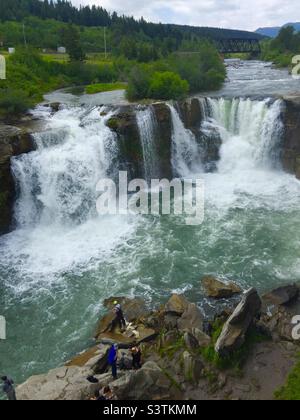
[1,63,300,385]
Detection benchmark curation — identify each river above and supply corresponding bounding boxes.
[1,60,300,383]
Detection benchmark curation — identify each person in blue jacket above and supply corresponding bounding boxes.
[108,344,118,379]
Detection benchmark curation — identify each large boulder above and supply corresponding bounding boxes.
[215,288,262,356]
[177,303,203,333]
[262,285,299,306]
[16,366,113,400]
[164,294,189,316]
[110,361,174,400]
[95,297,148,339]
[202,276,242,299]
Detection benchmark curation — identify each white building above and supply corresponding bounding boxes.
[8,47,15,54]
[57,46,66,54]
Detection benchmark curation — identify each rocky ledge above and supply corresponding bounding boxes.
[0,119,45,234]
[16,282,300,400]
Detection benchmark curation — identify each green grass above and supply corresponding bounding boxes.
[85,82,127,94]
[275,355,300,400]
[201,322,269,371]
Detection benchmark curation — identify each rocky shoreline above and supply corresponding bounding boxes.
[16,279,300,400]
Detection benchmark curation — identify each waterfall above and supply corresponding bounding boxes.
[205,98,284,173]
[136,106,159,180]
[168,104,203,177]
[12,105,119,228]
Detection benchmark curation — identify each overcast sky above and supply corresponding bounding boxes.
[71,0,299,31]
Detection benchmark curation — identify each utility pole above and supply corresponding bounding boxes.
[104,27,107,60]
[23,22,27,48]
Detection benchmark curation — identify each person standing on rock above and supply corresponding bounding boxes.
[113,301,126,332]
[1,376,17,401]
[108,344,118,380]
[131,347,142,370]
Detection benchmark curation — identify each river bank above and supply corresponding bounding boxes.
[15,281,300,400]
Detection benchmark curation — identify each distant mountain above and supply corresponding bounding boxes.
[256,22,300,38]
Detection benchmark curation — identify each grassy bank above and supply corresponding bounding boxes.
[275,356,300,400]
[85,82,127,94]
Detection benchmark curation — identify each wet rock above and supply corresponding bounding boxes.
[177,303,203,333]
[262,284,299,306]
[215,288,262,356]
[202,276,242,299]
[0,124,35,234]
[282,96,300,179]
[165,294,189,316]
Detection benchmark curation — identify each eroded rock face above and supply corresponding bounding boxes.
[202,276,242,299]
[282,97,300,179]
[215,288,262,356]
[0,124,35,234]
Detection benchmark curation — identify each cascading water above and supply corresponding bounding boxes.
[168,104,203,177]
[136,106,159,180]
[204,98,284,173]
[1,75,300,385]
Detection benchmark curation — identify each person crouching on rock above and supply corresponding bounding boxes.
[1,376,16,401]
[112,301,126,332]
[131,347,142,370]
[108,344,118,380]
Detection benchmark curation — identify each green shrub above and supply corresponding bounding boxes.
[0,89,33,116]
[148,71,189,100]
[126,65,152,101]
[275,356,300,400]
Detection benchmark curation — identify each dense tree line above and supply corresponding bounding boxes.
[261,26,300,67]
[0,0,263,42]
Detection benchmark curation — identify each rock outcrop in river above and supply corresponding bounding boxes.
[16,284,300,400]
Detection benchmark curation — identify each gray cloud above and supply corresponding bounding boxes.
[71,0,300,31]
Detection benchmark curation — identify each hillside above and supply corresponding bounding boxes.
[256,22,300,38]
[0,0,263,47]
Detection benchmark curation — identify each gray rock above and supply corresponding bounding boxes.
[184,332,199,350]
[263,284,299,306]
[165,294,189,316]
[191,328,211,348]
[202,276,242,299]
[182,351,203,383]
[215,288,262,356]
[110,361,173,400]
[177,303,203,333]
